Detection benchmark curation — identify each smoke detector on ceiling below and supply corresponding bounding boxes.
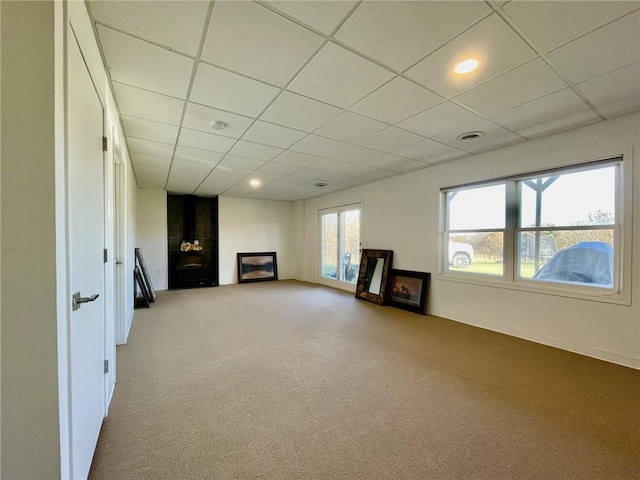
[456,131,484,142]
[210,120,226,131]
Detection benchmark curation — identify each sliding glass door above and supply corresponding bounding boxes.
[319,204,362,291]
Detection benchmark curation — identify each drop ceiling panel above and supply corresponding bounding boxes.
[240,171,283,187]
[271,150,322,167]
[228,141,283,161]
[341,164,397,181]
[335,1,491,72]
[577,63,640,107]
[350,77,444,124]
[195,167,252,196]
[182,103,253,138]
[290,135,350,159]
[503,1,639,53]
[137,175,167,190]
[595,94,640,119]
[254,161,301,176]
[490,89,590,131]
[431,119,521,153]
[398,101,481,138]
[454,59,567,116]
[89,0,208,55]
[220,154,266,171]
[241,121,307,149]
[97,25,194,98]
[130,152,172,169]
[314,111,387,144]
[88,1,640,202]
[191,63,280,117]
[288,43,395,108]
[268,176,312,189]
[178,128,236,153]
[127,138,174,157]
[174,146,224,165]
[249,181,293,197]
[331,145,388,165]
[202,1,325,87]
[357,127,424,153]
[517,110,600,139]
[394,139,468,163]
[364,154,427,173]
[406,14,537,98]
[113,82,184,126]
[122,116,179,144]
[170,158,215,176]
[290,167,361,185]
[264,1,357,34]
[166,176,202,195]
[546,11,640,84]
[260,91,341,132]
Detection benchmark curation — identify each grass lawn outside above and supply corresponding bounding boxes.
[451,262,537,277]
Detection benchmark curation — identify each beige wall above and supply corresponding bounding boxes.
[1,2,62,477]
[219,196,298,284]
[302,113,640,368]
[136,189,168,290]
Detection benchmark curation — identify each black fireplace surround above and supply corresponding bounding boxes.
[167,194,219,289]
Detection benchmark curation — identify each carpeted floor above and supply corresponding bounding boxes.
[89,280,639,479]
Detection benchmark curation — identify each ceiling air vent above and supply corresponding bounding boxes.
[457,131,484,142]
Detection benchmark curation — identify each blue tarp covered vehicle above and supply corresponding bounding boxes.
[533,241,613,287]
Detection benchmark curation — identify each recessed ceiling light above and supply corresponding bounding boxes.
[249,178,262,188]
[210,120,226,131]
[457,131,484,142]
[454,58,479,74]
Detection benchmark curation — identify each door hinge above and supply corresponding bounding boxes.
[102,136,108,152]
[104,359,109,374]
[104,248,108,263]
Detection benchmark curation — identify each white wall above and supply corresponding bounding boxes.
[1,2,62,477]
[219,196,297,284]
[302,114,640,369]
[136,189,168,290]
[124,159,137,336]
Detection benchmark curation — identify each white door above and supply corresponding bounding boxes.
[67,30,106,479]
[319,204,362,292]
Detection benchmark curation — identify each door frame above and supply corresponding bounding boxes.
[114,147,126,346]
[318,202,363,292]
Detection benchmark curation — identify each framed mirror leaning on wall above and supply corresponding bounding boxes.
[355,249,394,305]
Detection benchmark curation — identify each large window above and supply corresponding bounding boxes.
[319,204,362,292]
[442,158,623,296]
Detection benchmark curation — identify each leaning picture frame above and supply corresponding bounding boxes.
[237,252,278,283]
[355,249,393,305]
[387,269,430,315]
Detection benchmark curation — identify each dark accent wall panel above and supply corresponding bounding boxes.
[167,194,219,289]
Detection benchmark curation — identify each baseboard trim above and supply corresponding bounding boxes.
[430,308,639,370]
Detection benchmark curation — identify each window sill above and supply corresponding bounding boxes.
[435,271,631,306]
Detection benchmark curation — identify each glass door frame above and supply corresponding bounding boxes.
[318,203,363,292]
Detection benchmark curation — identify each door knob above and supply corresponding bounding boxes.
[72,292,99,311]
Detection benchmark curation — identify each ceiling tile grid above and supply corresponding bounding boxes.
[89,0,640,201]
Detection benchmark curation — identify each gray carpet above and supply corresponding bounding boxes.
[89,280,639,479]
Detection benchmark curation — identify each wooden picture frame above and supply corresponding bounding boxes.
[135,247,156,302]
[388,269,430,315]
[237,252,278,283]
[134,266,151,308]
[355,249,393,305]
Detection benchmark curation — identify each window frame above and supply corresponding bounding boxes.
[439,155,631,305]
